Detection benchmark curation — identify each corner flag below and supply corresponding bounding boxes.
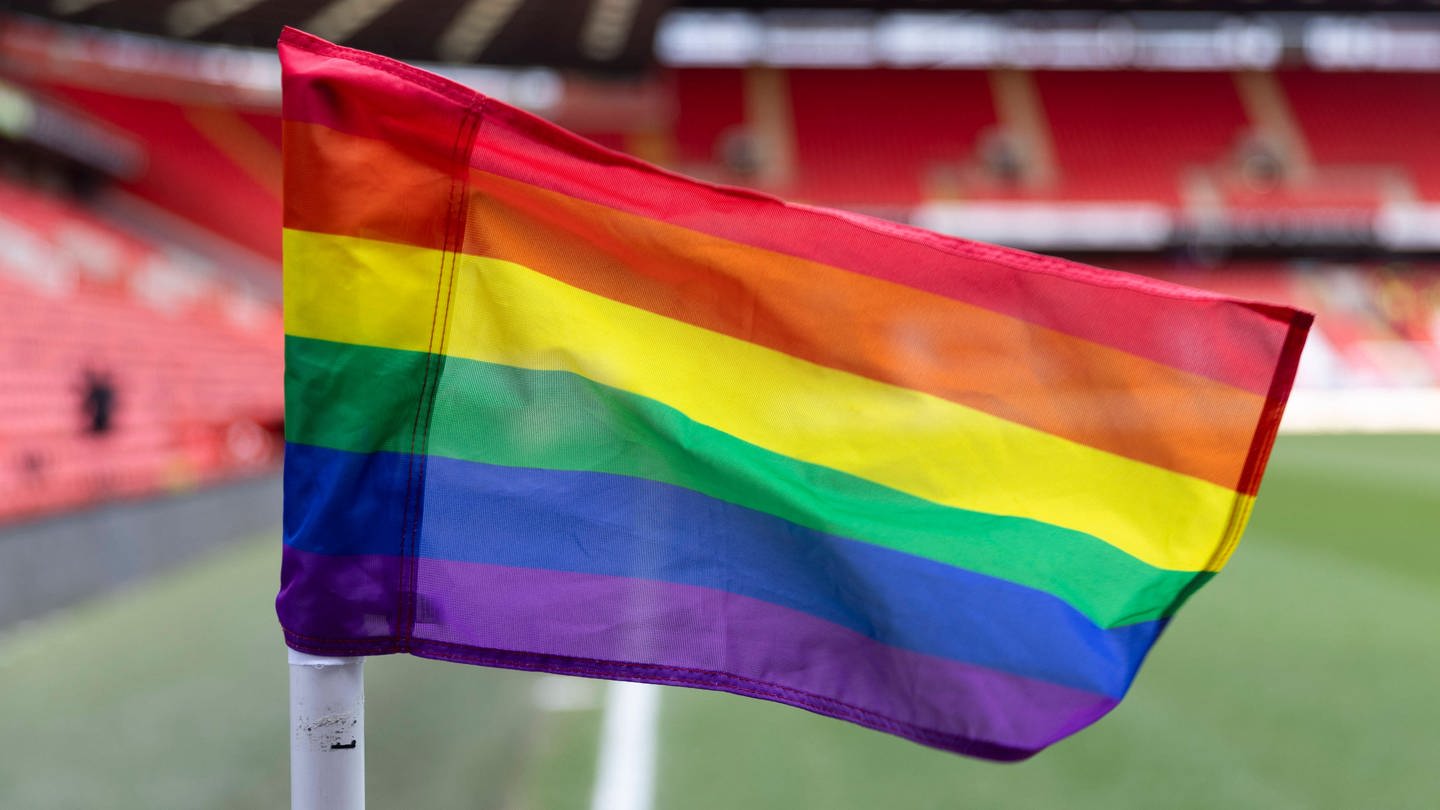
[278,27,1311,760]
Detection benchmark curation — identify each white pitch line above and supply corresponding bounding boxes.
[589,681,662,810]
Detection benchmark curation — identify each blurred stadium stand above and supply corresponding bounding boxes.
[3,2,1440,532]
[0,178,282,524]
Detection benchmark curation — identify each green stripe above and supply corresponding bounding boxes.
[286,333,431,455]
[286,335,1211,628]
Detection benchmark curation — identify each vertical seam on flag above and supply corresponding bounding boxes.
[1207,312,1315,571]
[1235,312,1315,497]
[396,99,486,649]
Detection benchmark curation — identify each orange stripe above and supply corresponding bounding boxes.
[285,120,1267,489]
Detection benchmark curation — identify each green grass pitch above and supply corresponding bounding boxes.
[1,434,1436,808]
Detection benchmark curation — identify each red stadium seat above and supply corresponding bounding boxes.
[0,180,282,525]
[1281,71,1440,201]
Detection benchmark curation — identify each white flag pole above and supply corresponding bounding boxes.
[589,681,661,810]
[289,648,366,810]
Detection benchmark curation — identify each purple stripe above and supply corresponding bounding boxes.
[279,547,1118,759]
[278,546,400,649]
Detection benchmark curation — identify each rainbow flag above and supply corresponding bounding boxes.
[278,28,1312,760]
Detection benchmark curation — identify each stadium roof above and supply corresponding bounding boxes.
[8,0,1440,69]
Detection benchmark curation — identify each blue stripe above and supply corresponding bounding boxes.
[284,442,1164,696]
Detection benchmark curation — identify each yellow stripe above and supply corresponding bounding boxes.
[284,227,446,354]
[285,228,1251,572]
